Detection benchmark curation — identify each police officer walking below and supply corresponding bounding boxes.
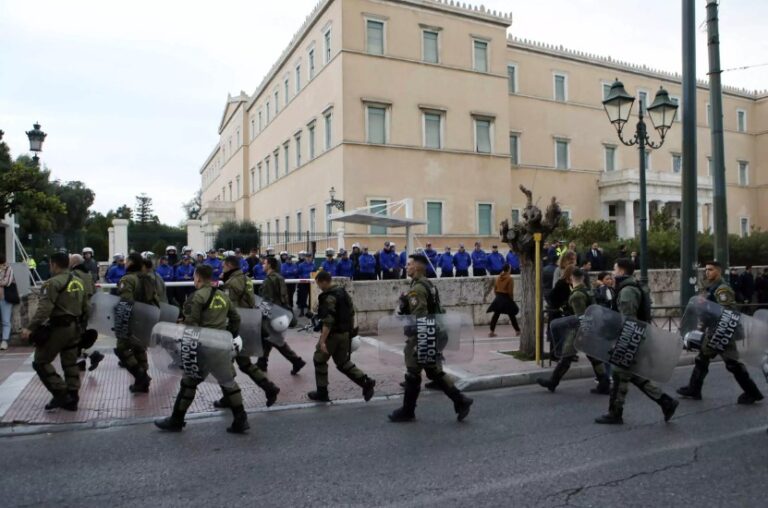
[21,252,88,411]
[307,271,376,402]
[70,254,105,372]
[256,257,306,374]
[389,254,473,422]
[155,264,250,433]
[116,252,160,394]
[81,247,99,282]
[217,256,281,407]
[595,259,678,424]
[677,261,764,404]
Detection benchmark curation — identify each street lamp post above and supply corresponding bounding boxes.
[602,79,678,286]
[25,122,47,165]
[328,186,345,212]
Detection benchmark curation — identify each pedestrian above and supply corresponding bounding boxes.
[537,268,610,394]
[388,254,473,423]
[0,256,17,351]
[453,244,471,277]
[595,258,679,424]
[487,264,520,337]
[81,247,99,282]
[629,251,640,270]
[256,257,306,375]
[542,259,557,301]
[546,265,576,358]
[586,242,604,271]
[438,247,454,277]
[217,256,280,408]
[580,260,592,288]
[321,248,338,276]
[677,261,764,404]
[297,252,315,316]
[308,271,376,402]
[21,252,87,411]
[471,242,488,276]
[154,264,249,434]
[356,247,376,280]
[593,272,616,310]
[487,245,505,276]
[552,251,577,289]
[115,252,159,394]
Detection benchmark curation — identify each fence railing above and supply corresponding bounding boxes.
[259,231,337,254]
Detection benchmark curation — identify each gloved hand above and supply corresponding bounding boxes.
[232,335,243,354]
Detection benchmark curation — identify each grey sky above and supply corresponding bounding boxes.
[1,0,765,225]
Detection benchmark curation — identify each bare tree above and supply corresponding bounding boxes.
[500,185,562,357]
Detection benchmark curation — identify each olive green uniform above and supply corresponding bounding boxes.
[221,269,280,406]
[29,270,89,401]
[257,271,304,373]
[116,271,159,378]
[601,276,675,422]
[538,284,608,392]
[390,274,472,421]
[678,278,763,403]
[312,285,372,391]
[158,284,249,432]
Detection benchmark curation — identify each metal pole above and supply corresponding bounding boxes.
[534,232,542,367]
[680,0,699,306]
[637,105,649,287]
[707,0,729,273]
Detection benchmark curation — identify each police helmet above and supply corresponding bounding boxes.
[182,246,192,253]
[224,250,236,257]
[195,251,205,258]
[325,248,335,256]
[270,314,291,333]
[280,251,289,257]
[82,247,94,255]
[166,246,177,253]
[113,253,125,261]
[141,251,155,260]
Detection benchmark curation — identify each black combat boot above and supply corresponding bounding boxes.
[677,357,708,400]
[590,375,611,395]
[308,386,331,402]
[657,394,679,422]
[730,364,764,405]
[389,375,420,422]
[226,406,250,434]
[357,376,376,402]
[290,358,306,375]
[88,351,105,371]
[595,381,623,425]
[256,379,280,407]
[77,358,87,372]
[113,348,126,369]
[155,392,188,432]
[213,397,231,409]
[432,375,473,422]
[129,367,151,394]
[62,391,79,411]
[44,391,71,411]
[536,357,573,393]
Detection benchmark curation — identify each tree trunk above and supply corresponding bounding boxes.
[518,255,536,357]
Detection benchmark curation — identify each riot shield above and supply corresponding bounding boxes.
[550,315,580,358]
[89,292,120,337]
[129,302,161,347]
[159,303,180,323]
[680,296,768,363]
[756,310,768,383]
[575,305,682,383]
[376,312,474,367]
[150,322,236,387]
[255,295,292,346]
[236,308,264,357]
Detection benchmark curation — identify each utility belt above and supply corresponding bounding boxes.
[49,315,78,327]
[29,316,79,347]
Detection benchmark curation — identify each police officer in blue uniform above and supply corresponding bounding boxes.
[454,244,471,277]
[471,242,488,277]
[106,254,126,283]
[337,249,354,278]
[487,245,505,276]
[506,249,521,275]
[379,243,400,280]
[204,249,223,281]
[357,247,377,280]
[321,248,338,275]
[438,247,454,277]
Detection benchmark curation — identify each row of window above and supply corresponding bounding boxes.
[249,25,333,143]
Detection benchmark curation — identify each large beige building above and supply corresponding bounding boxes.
[198,0,768,252]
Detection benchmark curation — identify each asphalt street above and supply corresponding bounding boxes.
[1,362,766,508]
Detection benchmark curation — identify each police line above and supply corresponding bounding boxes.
[95,278,320,289]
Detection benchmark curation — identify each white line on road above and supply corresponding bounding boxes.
[0,371,36,419]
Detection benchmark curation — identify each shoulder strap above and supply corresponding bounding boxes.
[204,286,219,310]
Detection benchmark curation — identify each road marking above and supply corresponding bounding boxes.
[0,371,36,419]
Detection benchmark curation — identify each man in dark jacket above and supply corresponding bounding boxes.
[585,243,604,272]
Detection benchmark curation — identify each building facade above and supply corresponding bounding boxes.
[199,0,768,252]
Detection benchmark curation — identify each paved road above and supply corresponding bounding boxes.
[2,363,766,508]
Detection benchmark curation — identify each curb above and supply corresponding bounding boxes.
[456,354,698,392]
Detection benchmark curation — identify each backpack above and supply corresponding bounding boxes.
[618,280,652,322]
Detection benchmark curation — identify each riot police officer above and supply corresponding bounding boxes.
[677,261,764,404]
[21,253,88,411]
[155,264,249,433]
[308,271,376,402]
[217,256,280,408]
[389,254,473,422]
[116,252,160,393]
[70,254,105,372]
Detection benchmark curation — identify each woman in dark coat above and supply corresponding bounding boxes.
[487,264,520,336]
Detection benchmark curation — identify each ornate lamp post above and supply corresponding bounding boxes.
[602,79,678,286]
[26,122,47,165]
[329,186,345,212]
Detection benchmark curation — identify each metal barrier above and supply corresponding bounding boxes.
[96,278,317,290]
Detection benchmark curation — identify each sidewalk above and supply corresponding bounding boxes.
[0,324,694,429]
